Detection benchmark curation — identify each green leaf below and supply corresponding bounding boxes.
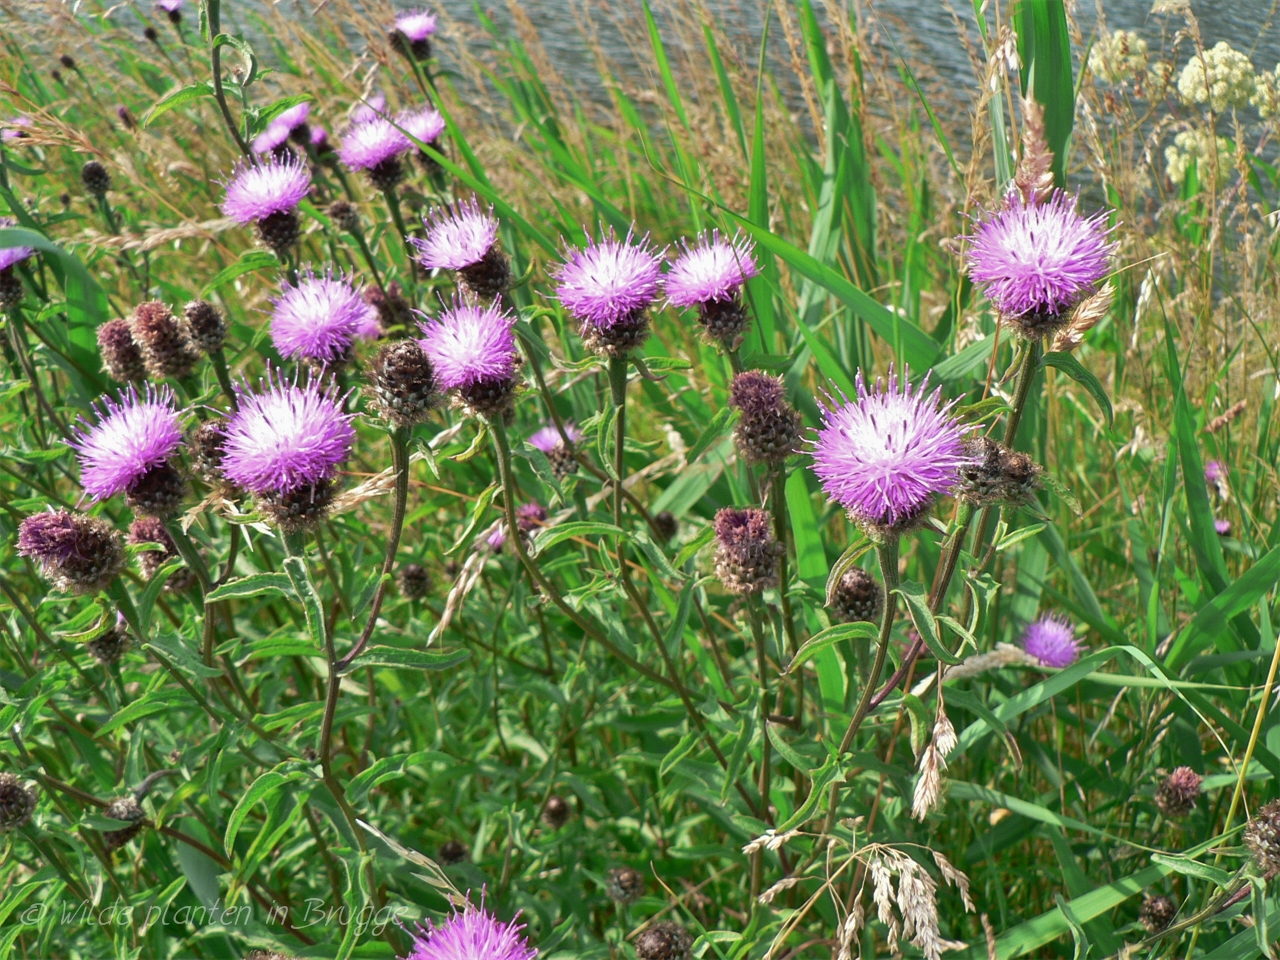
[787,621,878,672]
[224,770,297,857]
[281,553,326,650]
[529,522,623,557]
[686,407,736,465]
[447,484,498,557]
[1150,853,1234,887]
[1166,546,1280,669]
[896,580,963,664]
[1042,351,1113,428]
[342,646,470,674]
[142,82,216,127]
[659,730,701,779]
[200,250,280,297]
[99,689,192,735]
[674,524,715,569]
[206,572,297,603]
[1014,0,1076,186]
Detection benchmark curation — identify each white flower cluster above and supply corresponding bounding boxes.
[1252,65,1280,118]
[1164,129,1234,185]
[1176,41,1257,112]
[1089,30,1149,85]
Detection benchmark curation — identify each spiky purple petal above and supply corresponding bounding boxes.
[0,216,35,272]
[528,422,581,453]
[1021,614,1081,668]
[399,106,445,149]
[70,385,183,500]
[665,231,759,307]
[395,9,438,42]
[554,230,662,329]
[418,301,518,391]
[271,270,380,363]
[220,156,311,223]
[339,116,411,171]
[404,905,537,960]
[413,200,499,272]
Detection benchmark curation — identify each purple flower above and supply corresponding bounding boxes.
[1,116,31,142]
[1021,614,1081,668]
[1204,460,1225,485]
[0,217,35,272]
[271,270,380,364]
[418,301,518,392]
[399,106,446,150]
[413,200,499,272]
[1215,518,1232,535]
[69,385,183,501]
[811,370,969,533]
[529,422,581,453]
[339,116,411,171]
[273,102,311,132]
[351,92,387,124]
[395,9,438,42]
[310,126,330,150]
[221,373,355,495]
[157,0,183,11]
[516,502,547,533]
[220,155,311,223]
[554,229,662,329]
[487,523,507,552]
[17,509,125,594]
[966,191,1113,327]
[251,124,292,156]
[665,231,759,307]
[404,905,536,960]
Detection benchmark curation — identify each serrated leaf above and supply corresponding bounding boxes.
[1042,351,1113,428]
[787,620,879,672]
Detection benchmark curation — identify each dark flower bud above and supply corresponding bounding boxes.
[396,562,431,600]
[729,371,802,467]
[370,339,437,427]
[329,200,360,234]
[144,26,159,42]
[87,616,129,664]
[59,54,75,69]
[97,318,147,383]
[653,510,678,544]
[0,268,23,309]
[18,509,125,594]
[516,502,547,534]
[183,300,226,355]
[51,69,63,83]
[713,508,781,595]
[258,479,334,531]
[0,773,37,831]
[256,209,300,258]
[437,839,468,864]
[189,419,229,485]
[829,566,883,624]
[1245,799,1280,878]
[606,866,645,904]
[459,247,511,303]
[60,192,71,207]
[1139,895,1177,933]
[101,795,145,851]
[132,300,199,380]
[579,314,649,360]
[367,157,404,193]
[125,461,187,519]
[635,921,694,960]
[167,7,181,23]
[444,559,460,580]
[117,106,136,130]
[127,516,193,591]
[1154,766,1202,818]
[699,298,750,350]
[542,794,571,829]
[81,160,111,199]
[457,377,518,421]
[998,448,1042,504]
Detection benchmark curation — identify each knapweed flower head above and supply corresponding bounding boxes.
[528,422,580,478]
[339,116,411,172]
[221,372,355,496]
[713,507,782,595]
[0,774,37,832]
[0,216,35,272]
[18,508,126,594]
[271,270,380,365]
[418,301,519,416]
[1215,517,1232,536]
[1245,799,1280,878]
[394,9,438,43]
[1155,766,1203,818]
[965,191,1113,337]
[1,116,32,141]
[399,106,446,150]
[351,92,387,124]
[1021,614,1081,668]
[665,231,759,307]
[220,155,311,224]
[516,502,547,534]
[1176,41,1256,113]
[157,0,183,11]
[251,123,292,156]
[405,904,536,960]
[414,200,500,272]
[555,229,661,356]
[70,385,183,501]
[729,371,802,466]
[812,370,969,536]
[1204,459,1225,485]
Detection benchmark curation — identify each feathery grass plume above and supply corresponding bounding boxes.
[70,384,184,515]
[131,300,200,380]
[413,199,509,300]
[713,507,782,595]
[1013,97,1054,207]
[555,229,662,358]
[221,372,355,529]
[418,300,520,418]
[406,904,536,960]
[0,216,35,308]
[396,562,432,600]
[966,191,1114,339]
[665,231,759,349]
[528,422,581,479]
[728,371,802,467]
[634,922,693,960]
[97,318,147,383]
[1021,614,1081,668]
[220,155,311,256]
[0,774,36,832]
[811,370,969,538]
[369,339,438,426]
[391,8,438,61]
[339,115,411,190]
[829,566,883,623]
[271,269,380,367]
[911,708,958,821]
[1154,766,1203,818]
[1207,400,1247,433]
[1052,281,1114,352]
[17,509,125,593]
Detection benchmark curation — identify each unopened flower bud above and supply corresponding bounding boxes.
[59,54,75,69]
[635,921,694,960]
[125,461,187,519]
[437,839,468,864]
[184,300,226,355]
[1139,895,1177,933]
[189,419,229,485]
[369,339,438,427]
[101,796,145,851]
[653,510,678,544]
[1244,800,1280,877]
[957,438,1041,507]
[713,508,781,595]
[87,616,129,664]
[1154,766,1202,818]
[607,866,645,904]
[97,318,147,383]
[128,516,193,591]
[81,160,111,199]
[329,200,360,234]
[0,773,37,832]
[144,26,159,42]
[132,300,199,380]
[117,106,136,130]
[829,566,883,624]
[729,371,802,467]
[542,794,571,829]
[396,562,431,600]
[18,509,125,594]
[258,479,334,532]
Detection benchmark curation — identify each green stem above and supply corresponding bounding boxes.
[7,308,70,440]
[608,356,628,538]
[746,594,772,901]
[163,519,213,595]
[209,349,239,412]
[205,0,250,156]
[350,227,387,296]
[382,186,415,275]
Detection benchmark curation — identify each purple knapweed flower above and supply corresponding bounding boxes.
[665,231,759,308]
[251,123,292,156]
[1204,460,1225,485]
[17,509,125,594]
[339,116,411,188]
[1215,518,1232,535]
[414,200,498,272]
[965,191,1113,338]
[1021,614,1081,668]
[351,92,387,124]
[310,126,330,151]
[273,102,311,133]
[69,385,183,501]
[405,905,536,960]
[220,155,311,224]
[2,117,32,141]
[516,502,547,533]
[157,0,183,11]
[418,301,519,415]
[0,216,35,273]
[555,229,662,329]
[399,106,446,151]
[811,370,969,534]
[395,9,437,43]
[529,422,582,453]
[221,373,354,496]
[271,270,380,365]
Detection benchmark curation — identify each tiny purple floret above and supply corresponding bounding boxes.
[811,370,969,530]
[418,301,518,391]
[1,116,32,142]
[220,155,311,223]
[70,385,183,500]
[665,231,759,307]
[555,230,662,329]
[0,216,35,272]
[1021,614,1081,668]
[221,373,355,495]
[413,200,499,272]
[528,422,581,453]
[966,190,1114,319]
[1204,460,1225,485]
[404,905,537,960]
[399,106,446,149]
[1215,518,1232,535]
[395,9,438,42]
[351,92,388,125]
[271,270,381,364]
[339,116,411,171]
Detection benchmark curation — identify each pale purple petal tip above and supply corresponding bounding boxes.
[339,116,411,171]
[395,9,438,42]
[418,301,518,391]
[554,229,662,328]
[528,422,581,453]
[271,269,380,363]
[70,384,183,500]
[665,230,759,307]
[220,155,311,223]
[405,905,536,960]
[0,216,36,272]
[412,199,499,271]
[1021,614,1081,668]
[399,106,446,149]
